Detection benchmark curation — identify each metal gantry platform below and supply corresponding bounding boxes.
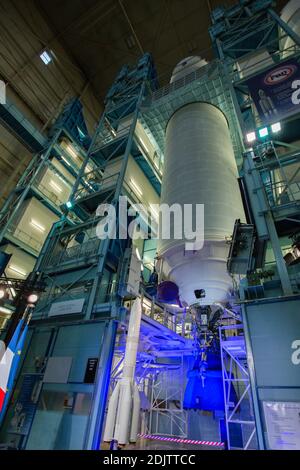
[1,0,300,450]
[0,98,90,329]
[254,140,300,225]
[0,99,46,153]
[0,98,90,252]
[0,54,165,450]
[141,60,244,166]
[219,324,257,450]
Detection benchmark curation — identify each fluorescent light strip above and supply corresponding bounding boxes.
[85,164,93,173]
[61,155,71,167]
[30,219,46,233]
[130,179,143,197]
[50,180,62,193]
[66,144,78,159]
[139,137,149,154]
[8,265,27,277]
[0,306,12,315]
[40,50,52,65]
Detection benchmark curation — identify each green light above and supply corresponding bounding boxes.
[258,127,269,138]
[66,201,73,209]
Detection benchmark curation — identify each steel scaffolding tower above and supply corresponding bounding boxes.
[219,325,257,450]
[148,355,187,439]
[0,98,89,253]
[0,54,161,450]
[212,1,300,450]
[0,98,90,333]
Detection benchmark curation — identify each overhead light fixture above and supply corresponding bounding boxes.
[61,155,71,167]
[85,164,93,174]
[271,122,281,133]
[77,126,86,139]
[40,50,52,65]
[130,179,143,197]
[143,297,152,309]
[66,201,73,209]
[154,160,160,170]
[258,127,269,138]
[30,219,46,233]
[246,131,256,143]
[0,287,6,299]
[50,180,62,193]
[139,138,150,155]
[8,265,27,277]
[0,306,12,315]
[66,144,78,160]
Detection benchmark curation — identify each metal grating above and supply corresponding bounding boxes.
[140,60,243,166]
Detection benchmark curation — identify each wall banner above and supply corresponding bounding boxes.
[246,57,300,124]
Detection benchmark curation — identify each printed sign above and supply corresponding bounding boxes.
[48,298,85,317]
[263,401,300,450]
[246,57,300,124]
[84,357,98,384]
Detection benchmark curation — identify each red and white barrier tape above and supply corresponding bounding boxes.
[138,433,224,447]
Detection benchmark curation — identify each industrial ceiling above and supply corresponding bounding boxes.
[0,0,289,203]
[35,0,288,101]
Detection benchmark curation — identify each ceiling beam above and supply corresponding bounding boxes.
[118,0,144,55]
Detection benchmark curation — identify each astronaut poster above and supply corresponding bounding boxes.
[246,57,300,124]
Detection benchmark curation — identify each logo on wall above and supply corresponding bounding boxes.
[264,65,297,85]
[291,339,300,365]
[246,58,300,124]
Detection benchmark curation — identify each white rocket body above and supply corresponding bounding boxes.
[158,57,245,306]
[103,298,142,445]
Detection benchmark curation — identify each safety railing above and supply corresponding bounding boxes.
[74,171,119,201]
[43,236,101,270]
[230,32,300,84]
[34,182,67,207]
[151,61,214,102]
[263,179,300,208]
[141,300,193,339]
[35,281,117,319]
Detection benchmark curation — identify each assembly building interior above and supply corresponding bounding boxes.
[0,0,300,452]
